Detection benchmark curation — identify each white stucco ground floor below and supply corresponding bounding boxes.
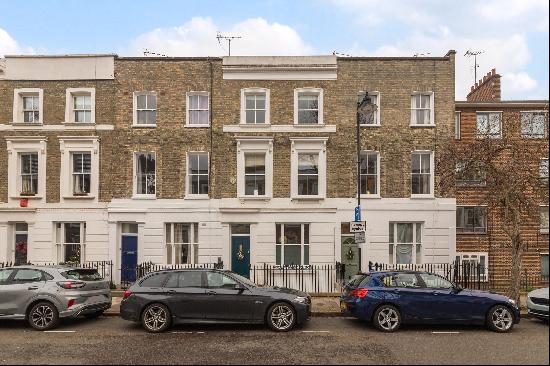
[0,198,456,287]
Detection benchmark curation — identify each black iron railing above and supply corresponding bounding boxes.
[249,264,345,293]
[120,262,223,289]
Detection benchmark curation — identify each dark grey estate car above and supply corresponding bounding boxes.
[0,266,111,330]
[121,269,311,332]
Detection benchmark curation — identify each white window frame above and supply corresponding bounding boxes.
[359,91,381,126]
[185,152,209,199]
[476,111,502,139]
[360,151,380,198]
[455,111,461,139]
[291,138,327,199]
[521,111,547,139]
[294,88,324,125]
[411,150,434,198]
[55,222,86,265]
[13,222,29,265]
[186,92,210,127]
[275,223,310,267]
[240,88,270,125]
[456,206,488,234]
[410,92,435,127]
[389,222,422,265]
[237,138,273,199]
[13,88,44,124]
[59,137,99,202]
[65,88,95,124]
[165,223,199,265]
[540,205,549,234]
[6,137,47,202]
[132,91,157,127]
[455,252,489,281]
[133,152,156,199]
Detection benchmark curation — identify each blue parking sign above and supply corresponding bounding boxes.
[354,206,361,221]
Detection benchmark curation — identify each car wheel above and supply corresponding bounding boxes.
[267,302,297,332]
[84,311,104,319]
[28,302,60,331]
[373,305,401,332]
[141,303,171,333]
[487,305,514,333]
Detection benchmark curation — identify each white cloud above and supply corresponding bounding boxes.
[329,0,548,99]
[0,28,34,56]
[125,17,314,57]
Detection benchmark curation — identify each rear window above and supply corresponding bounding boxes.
[61,269,103,281]
[140,273,169,288]
[347,274,367,288]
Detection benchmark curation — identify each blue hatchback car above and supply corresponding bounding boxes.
[340,271,520,332]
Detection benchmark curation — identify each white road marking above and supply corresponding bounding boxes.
[44,330,76,333]
[302,330,330,333]
[170,331,206,334]
[431,331,460,334]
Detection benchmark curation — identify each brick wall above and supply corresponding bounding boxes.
[466,68,501,102]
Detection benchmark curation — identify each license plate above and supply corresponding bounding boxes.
[340,302,347,310]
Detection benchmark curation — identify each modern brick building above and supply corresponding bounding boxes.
[0,52,457,285]
[455,69,549,288]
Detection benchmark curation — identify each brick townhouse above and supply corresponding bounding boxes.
[455,69,549,288]
[0,52,457,285]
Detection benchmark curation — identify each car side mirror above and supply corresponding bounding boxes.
[453,285,463,293]
[234,284,246,292]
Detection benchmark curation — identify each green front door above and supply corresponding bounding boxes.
[341,236,361,282]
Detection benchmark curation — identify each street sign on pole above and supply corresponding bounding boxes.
[349,221,366,233]
[354,231,366,244]
[354,206,361,222]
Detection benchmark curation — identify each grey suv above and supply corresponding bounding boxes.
[0,266,112,330]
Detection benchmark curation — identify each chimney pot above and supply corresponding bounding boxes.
[483,76,487,82]
[492,68,496,75]
[471,86,475,92]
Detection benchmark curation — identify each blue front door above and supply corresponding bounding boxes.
[121,236,138,283]
[231,236,250,278]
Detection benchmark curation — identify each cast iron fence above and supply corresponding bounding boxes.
[250,264,346,293]
[0,261,114,288]
[120,262,223,289]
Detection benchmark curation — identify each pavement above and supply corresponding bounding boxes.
[0,316,547,364]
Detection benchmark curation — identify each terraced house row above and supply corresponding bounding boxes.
[0,51,546,288]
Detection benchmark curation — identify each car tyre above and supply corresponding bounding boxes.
[28,302,60,331]
[141,303,171,333]
[373,305,401,332]
[267,302,297,332]
[487,305,515,333]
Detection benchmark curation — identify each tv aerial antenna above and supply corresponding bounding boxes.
[143,49,168,57]
[465,50,484,83]
[216,32,242,56]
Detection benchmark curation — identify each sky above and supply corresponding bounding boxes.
[0,0,548,100]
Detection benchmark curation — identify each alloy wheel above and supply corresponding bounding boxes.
[492,307,513,331]
[143,306,168,332]
[270,305,295,331]
[377,307,400,331]
[31,305,55,329]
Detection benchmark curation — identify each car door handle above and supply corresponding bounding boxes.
[28,286,39,290]
[206,291,217,295]
[166,290,176,294]
[432,291,439,296]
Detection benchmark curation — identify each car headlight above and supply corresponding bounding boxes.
[293,296,309,304]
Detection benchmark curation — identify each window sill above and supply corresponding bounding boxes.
[132,124,157,128]
[11,195,43,200]
[238,123,271,127]
[238,196,271,201]
[293,123,326,127]
[10,122,43,126]
[185,194,210,200]
[410,124,436,128]
[185,124,210,128]
[132,195,157,200]
[291,196,325,201]
[410,195,435,199]
[360,194,381,199]
[62,122,96,126]
[457,232,487,235]
[62,195,96,200]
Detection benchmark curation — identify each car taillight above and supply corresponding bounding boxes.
[123,290,133,299]
[57,281,85,289]
[350,288,369,299]
[67,299,76,308]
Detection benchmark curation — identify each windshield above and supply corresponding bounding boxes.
[61,269,103,281]
[228,272,257,288]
